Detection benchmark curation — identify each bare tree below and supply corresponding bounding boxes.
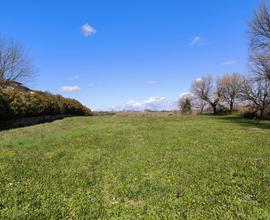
[249,1,270,81]
[192,97,207,114]
[191,76,221,114]
[217,73,243,111]
[249,52,270,80]
[249,1,270,52]
[240,76,270,118]
[0,36,34,87]
[244,1,270,119]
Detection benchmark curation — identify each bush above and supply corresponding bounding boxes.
[242,111,257,119]
[0,88,92,121]
[0,91,9,120]
[242,109,270,120]
[215,104,231,115]
[178,96,192,114]
[181,98,192,113]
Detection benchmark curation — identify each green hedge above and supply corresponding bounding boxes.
[0,88,92,121]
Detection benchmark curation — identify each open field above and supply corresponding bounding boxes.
[0,115,270,219]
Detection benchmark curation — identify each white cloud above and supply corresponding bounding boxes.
[222,60,237,65]
[179,92,193,98]
[125,100,142,111]
[61,85,81,93]
[81,23,96,36]
[123,96,177,111]
[190,36,202,46]
[147,80,159,85]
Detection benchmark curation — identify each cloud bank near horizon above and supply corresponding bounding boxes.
[122,96,177,111]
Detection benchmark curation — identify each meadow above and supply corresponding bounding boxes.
[0,115,270,219]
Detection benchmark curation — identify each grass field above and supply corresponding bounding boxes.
[0,115,270,219]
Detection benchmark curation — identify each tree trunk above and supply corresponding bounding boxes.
[260,108,264,119]
[212,104,217,115]
[200,106,204,114]
[230,102,233,112]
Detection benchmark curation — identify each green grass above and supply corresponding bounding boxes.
[0,115,270,219]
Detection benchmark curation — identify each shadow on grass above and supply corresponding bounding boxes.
[215,115,270,130]
[0,115,68,131]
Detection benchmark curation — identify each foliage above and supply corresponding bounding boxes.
[0,115,270,218]
[0,88,92,120]
[0,92,9,120]
[179,97,192,113]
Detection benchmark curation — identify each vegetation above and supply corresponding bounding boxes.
[0,115,270,219]
[178,94,192,113]
[191,76,222,115]
[243,1,270,119]
[0,36,34,87]
[182,2,270,119]
[218,73,243,111]
[0,88,92,121]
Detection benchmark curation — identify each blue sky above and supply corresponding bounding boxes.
[0,0,260,110]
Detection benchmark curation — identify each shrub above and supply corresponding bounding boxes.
[0,88,92,121]
[0,91,9,120]
[181,98,192,113]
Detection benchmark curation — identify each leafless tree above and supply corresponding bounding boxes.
[249,1,270,82]
[249,1,270,52]
[0,36,34,87]
[191,76,221,114]
[217,73,243,111]
[244,1,270,119]
[240,76,270,118]
[249,52,270,80]
[192,97,207,114]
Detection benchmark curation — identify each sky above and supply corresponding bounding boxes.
[0,0,261,110]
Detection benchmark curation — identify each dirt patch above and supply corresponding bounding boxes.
[125,199,145,207]
[245,127,264,132]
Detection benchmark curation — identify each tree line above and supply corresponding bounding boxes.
[179,2,270,119]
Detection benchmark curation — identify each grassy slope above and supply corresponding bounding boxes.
[0,115,270,219]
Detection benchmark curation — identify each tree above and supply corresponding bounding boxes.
[192,97,207,114]
[191,76,221,114]
[249,1,270,53]
[217,73,243,111]
[249,51,270,81]
[249,1,270,81]
[178,94,192,113]
[240,76,270,118]
[0,36,34,87]
[244,1,270,119]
